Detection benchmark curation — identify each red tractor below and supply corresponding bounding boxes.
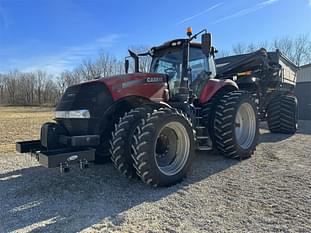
[17,28,280,187]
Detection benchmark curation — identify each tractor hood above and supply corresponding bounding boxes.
[97,72,167,101]
[54,72,167,135]
[55,72,167,115]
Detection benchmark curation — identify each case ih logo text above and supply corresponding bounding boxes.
[146,77,164,83]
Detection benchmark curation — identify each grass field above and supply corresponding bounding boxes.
[0,107,53,153]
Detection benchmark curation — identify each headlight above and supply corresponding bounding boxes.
[55,110,90,119]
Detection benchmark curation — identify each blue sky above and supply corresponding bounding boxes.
[0,0,310,75]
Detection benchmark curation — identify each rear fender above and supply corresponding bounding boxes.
[199,79,238,104]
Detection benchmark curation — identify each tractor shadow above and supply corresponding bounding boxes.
[0,151,237,233]
[259,120,311,143]
[296,120,311,135]
[259,132,293,143]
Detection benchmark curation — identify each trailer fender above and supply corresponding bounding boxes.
[199,79,238,104]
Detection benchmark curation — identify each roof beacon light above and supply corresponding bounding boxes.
[187,27,193,37]
[237,71,252,76]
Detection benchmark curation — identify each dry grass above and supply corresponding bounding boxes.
[0,107,53,153]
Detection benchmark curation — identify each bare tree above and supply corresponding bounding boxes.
[18,72,35,105]
[114,60,125,74]
[246,42,258,53]
[79,59,102,80]
[4,71,18,104]
[43,79,59,105]
[217,49,231,58]
[270,34,311,66]
[56,74,67,96]
[232,43,248,55]
[293,34,311,66]
[57,70,80,94]
[0,74,4,105]
[35,70,47,105]
[258,40,269,50]
[272,36,295,60]
[97,50,114,77]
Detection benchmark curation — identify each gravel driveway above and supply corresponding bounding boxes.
[0,121,310,233]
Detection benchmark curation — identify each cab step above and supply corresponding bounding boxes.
[196,136,209,140]
[197,146,213,151]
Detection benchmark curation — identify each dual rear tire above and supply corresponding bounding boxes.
[213,91,259,159]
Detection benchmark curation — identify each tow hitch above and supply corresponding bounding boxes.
[59,158,89,173]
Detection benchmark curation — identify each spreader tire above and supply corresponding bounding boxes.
[267,95,298,134]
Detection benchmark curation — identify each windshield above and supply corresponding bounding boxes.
[150,46,216,96]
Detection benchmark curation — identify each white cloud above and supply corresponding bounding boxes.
[177,3,223,25]
[1,34,122,75]
[260,0,279,6]
[213,0,280,24]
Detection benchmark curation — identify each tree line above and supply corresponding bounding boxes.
[0,35,310,106]
[0,50,131,106]
[218,34,311,66]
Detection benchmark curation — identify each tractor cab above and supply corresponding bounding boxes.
[126,28,216,101]
[149,39,216,98]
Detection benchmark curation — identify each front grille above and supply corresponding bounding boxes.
[56,82,113,117]
[55,81,113,135]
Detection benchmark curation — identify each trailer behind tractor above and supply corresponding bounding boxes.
[16,28,298,187]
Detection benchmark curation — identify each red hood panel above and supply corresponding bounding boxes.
[97,73,168,102]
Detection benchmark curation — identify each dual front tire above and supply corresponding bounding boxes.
[131,109,195,187]
[110,107,195,187]
[110,106,153,178]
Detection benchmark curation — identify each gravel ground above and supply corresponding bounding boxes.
[0,121,310,233]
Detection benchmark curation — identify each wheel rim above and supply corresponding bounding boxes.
[154,122,190,176]
[235,103,256,149]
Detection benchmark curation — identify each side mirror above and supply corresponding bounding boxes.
[210,46,218,58]
[125,59,129,74]
[201,33,212,56]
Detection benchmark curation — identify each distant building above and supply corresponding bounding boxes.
[295,64,311,120]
